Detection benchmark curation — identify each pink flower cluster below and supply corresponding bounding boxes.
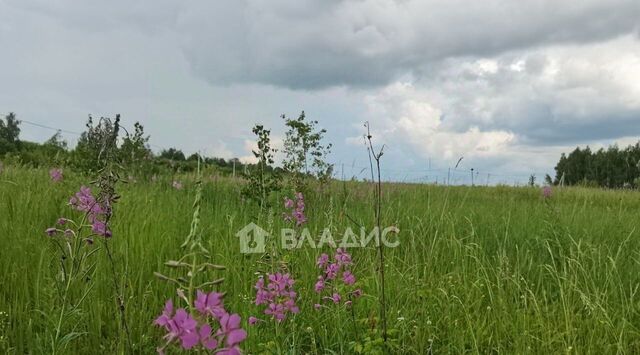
[46,186,113,240]
[252,273,300,323]
[283,192,306,226]
[154,291,246,355]
[49,168,63,182]
[69,186,112,238]
[314,248,362,309]
[542,186,553,198]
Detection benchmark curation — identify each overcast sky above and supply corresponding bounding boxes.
[1,0,639,184]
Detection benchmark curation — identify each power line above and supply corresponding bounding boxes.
[18,117,166,151]
[20,119,83,136]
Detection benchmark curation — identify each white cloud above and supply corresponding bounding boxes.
[355,82,515,161]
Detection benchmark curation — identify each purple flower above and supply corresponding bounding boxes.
[49,168,63,182]
[315,248,360,309]
[283,192,307,226]
[154,300,174,329]
[195,291,225,319]
[254,273,299,322]
[329,293,341,304]
[248,316,259,325]
[325,263,340,280]
[154,295,246,354]
[173,309,199,349]
[343,271,356,285]
[91,220,112,238]
[314,276,325,293]
[217,313,247,348]
[45,227,57,236]
[69,186,105,218]
[284,197,294,209]
[542,186,553,198]
[317,253,329,268]
[335,248,352,265]
[198,324,218,350]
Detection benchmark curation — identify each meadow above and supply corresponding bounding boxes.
[1,165,640,354]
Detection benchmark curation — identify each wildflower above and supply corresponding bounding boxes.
[172,181,183,190]
[198,324,218,350]
[343,271,356,285]
[195,291,225,319]
[314,276,325,292]
[49,168,63,182]
[248,316,258,325]
[69,186,105,217]
[154,300,174,329]
[45,227,57,236]
[91,220,112,238]
[316,253,329,267]
[335,248,352,265]
[542,186,553,198]
[284,197,294,209]
[67,186,113,238]
[216,313,247,353]
[56,218,67,225]
[154,294,247,354]
[172,309,200,349]
[325,263,340,280]
[283,192,307,226]
[253,273,299,322]
[314,249,361,309]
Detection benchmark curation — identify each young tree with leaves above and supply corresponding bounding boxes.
[282,111,333,189]
[242,124,280,207]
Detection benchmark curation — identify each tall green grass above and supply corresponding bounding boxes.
[1,166,640,353]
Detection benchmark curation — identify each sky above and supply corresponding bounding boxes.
[1,0,639,184]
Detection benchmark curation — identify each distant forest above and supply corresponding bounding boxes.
[3,112,640,188]
[0,112,255,177]
[554,143,640,188]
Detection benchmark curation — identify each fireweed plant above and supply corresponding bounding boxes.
[43,116,132,353]
[49,168,63,182]
[283,192,307,226]
[44,185,112,353]
[154,162,247,354]
[251,273,300,324]
[313,249,362,309]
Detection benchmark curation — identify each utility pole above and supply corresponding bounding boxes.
[486,173,490,186]
[447,168,451,186]
[470,168,474,186]
[233,160,236,178]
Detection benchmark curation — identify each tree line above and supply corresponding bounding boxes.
[0,111,332,194]
[554,143,640,188]
[0,112,252,177]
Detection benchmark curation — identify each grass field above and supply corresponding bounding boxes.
[1,166,640,354]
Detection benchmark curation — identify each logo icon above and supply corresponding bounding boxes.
[236,222,268,254]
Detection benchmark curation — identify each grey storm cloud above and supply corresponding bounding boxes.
[172,0,640,89]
